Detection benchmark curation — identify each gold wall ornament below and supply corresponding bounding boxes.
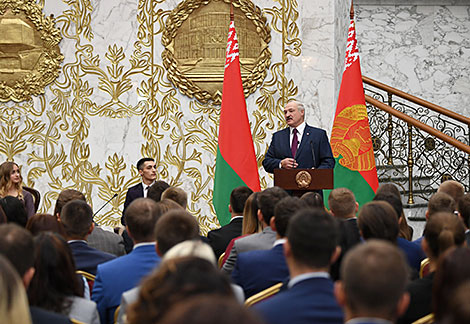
[0,0,63,102]
[162,0,271,104]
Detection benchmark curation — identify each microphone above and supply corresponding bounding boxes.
[310,141,316,169]
[93,193,118,218]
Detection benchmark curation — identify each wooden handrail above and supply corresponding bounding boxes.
[363,76,470,126]
[365,95,470,155]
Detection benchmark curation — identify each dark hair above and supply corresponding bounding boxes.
[0,196,28,227]
[424,212,465,259]
[457,193,470,228]
[358,201,399,243]
[373,192,403,221]
[0,224,34,277]
[26,213,66,237]
[161,187,188,209]
[158,296,264,324]
[127,257,233,324]
[341,240,409,317]
[154,210,199,255]
[60,200,93,239]
[444,280,470,324]
[257,187,288,225]
[54,189,86,217]
[300,192,324,209]
[230,186,253,214]
[428,192,456,218]
[125,198,163,243]
[376,183,401,199]
[438,180,464,203]
[433,247,470,321]
[328,188,356,218]
[147,180,170,203]
[28,232,82,314]
[242,192,261,235]
[136,158,155,171]
[274,196,307,237]
[287,208,338,268]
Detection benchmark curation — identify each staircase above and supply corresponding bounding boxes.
[363,76,470,239]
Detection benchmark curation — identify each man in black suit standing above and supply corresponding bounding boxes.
[207,186,253,259]
[121,158,157,225]
[262,101,335,173]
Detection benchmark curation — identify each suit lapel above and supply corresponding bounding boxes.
[281,127,293,158]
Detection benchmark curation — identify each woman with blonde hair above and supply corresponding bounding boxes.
[0,254,32,324]
[0,161,35,218]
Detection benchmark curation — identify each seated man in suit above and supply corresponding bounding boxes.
[262,100,335,173]
[55,189,125,257]
[60,200,115,275]
[121,158,157,225]
[328,187,361,280]
[255,208,344,324]
[232,196,306,298]
[222,186,288,275]
[92,198,164,324]
[0,224,72,324]
[335,240,410,324]
[208,186,253,259]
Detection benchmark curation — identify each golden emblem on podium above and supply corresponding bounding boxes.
[296,170,312,189]
[0,0,63,102]
[162,0,271,104]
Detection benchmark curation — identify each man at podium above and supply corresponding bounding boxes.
[262,101,335,173]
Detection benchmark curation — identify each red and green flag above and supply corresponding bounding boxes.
[329,18,379,206]
[213,19,261,226]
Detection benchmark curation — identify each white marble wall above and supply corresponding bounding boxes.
[355,4,470,117]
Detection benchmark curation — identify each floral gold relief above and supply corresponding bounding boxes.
[0,0,63,102]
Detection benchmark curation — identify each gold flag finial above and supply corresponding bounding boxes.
[230,2,234,21]
[350,1,354,20]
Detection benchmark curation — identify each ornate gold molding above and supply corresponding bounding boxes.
[0,0,63,102]
[162,0,271,104]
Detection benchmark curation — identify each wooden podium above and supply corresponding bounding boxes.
[274,168,334,196]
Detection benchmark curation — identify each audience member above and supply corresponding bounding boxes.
[28,232,99,324]
[376,183,413,240]
[92,198,163,324]
[127,257,234,324]
[26,213,66,237]
[158,296,264,324]
[300,191,324,209]
[0,254,32,324]
[0,224,72,324]
[161,187,188,209]
[0,195,28,227]
[60,200,115,275]
[0,161,35,218]
[437,180,464,204]
[0,204,6,223]
[208,186,253,258]
[442,280,470,324]
[232,196,306,298]
[335,240,410,324]
[147,180,170,202]
[255,208,343,324]
[55,189,125,257]
[457,193,470,246]
[398,212,465,324]
[328,187,361,280]
[223,187,288,274]
[433,247,470,322]
[121,157,157,224]
[358,200,400,243]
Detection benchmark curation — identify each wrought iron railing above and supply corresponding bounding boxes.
[362,76,470,207]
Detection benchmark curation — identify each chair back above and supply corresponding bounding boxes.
[76,270,96,296]
[420,258,431,278]
[218,252,225,268]
[412,313,434,324]
[23,186,40,212]
[245,282,283,307]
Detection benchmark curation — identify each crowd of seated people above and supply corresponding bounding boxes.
[1,159,470,324]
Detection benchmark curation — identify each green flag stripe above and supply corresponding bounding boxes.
[213,147,250,226]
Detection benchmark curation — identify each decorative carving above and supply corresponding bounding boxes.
[162,0,271,104]
[0,0,63,102]
[295,170,312,189]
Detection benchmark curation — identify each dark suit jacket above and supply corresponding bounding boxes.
[121,183,143,225]
[398,272,435,324]
[92,244,161,324]
[30,306,72,324]
[397,237,425,273]
[262,124,335,173]
[207,217,243,258]
[232,243,289,298]
[255,276,344,324]
[68,241,116,275]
